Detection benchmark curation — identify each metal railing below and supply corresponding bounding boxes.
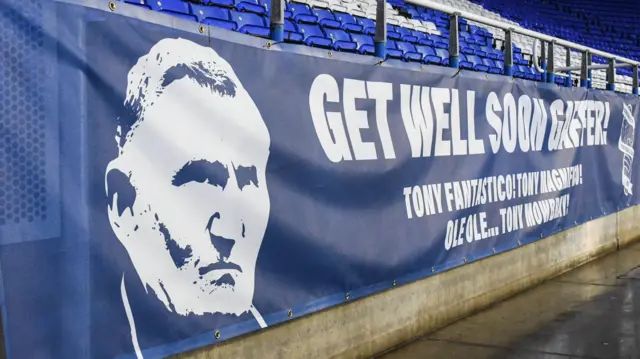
[268,0,639,94]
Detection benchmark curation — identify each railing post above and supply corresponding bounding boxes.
[566,48,572,87]
[633,65,639,95]
[269,0,284,42]
[580,50,589,88]
[374,0,387,59]
[546,40,555,83]
[588,53,593,88]
[606,58,616,91]
[540,41,547,78]
[449,13,460,68]
[504,29,513,76]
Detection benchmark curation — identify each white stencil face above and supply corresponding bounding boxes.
[106,38,270,316]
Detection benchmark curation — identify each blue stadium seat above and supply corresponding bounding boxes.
[467,54,489,72]
[395,41,423,62]
[460,43,476,55]
[297,23,333,48]
[120,0,152,10]
[415,45,442,65]
[202,18,238,31]
[201,0,234,6]
[386,25,402,40]
[334,12,364,33]
[459,53,474,70]
[229,11,269,37]
[324,28,358,52]
[514,52,528,66]
[288,3,318,24]
[434,48,449,65]
[148,0,197,21]
[312,9,341,29]
[190,4,230,22]
[395,27,418,44]
[469,44,487,58]
[234,0,266,15]
[284,20,304,43]
[482,45,503,60]
[409,30,428,44]
[356,17,376,36]
[514,65,536,80]
[350,33,375,55]
[386,40,404,59]
[482,58,502,74]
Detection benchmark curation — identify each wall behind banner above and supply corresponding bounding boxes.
[0,1,639,359]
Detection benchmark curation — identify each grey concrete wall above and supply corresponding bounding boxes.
[618,205,640,247]
[174,206,640,359]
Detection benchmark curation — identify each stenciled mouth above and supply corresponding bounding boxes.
[198,261,243,276]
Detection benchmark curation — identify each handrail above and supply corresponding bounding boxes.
[405,0,640,66]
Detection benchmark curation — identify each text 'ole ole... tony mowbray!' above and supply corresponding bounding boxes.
[308,75,602,251]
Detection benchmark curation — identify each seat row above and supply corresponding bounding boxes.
[120,0,553,83]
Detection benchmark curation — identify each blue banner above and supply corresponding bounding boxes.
[1,0,639,358]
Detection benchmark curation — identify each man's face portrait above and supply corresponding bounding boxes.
[105,38,271,317]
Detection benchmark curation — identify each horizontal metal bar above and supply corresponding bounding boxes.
[556,63,632,72]
[406,0,640,66]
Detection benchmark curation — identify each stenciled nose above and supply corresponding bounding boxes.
[206,212,245,261]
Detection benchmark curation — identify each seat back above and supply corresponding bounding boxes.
[357,17,375,29]
[396,41,417,53]
[350,33,374,47]
[468,54,483,66]
[334,11,357,25]
[324,28,351,42]
[434,48,449,60]
[482,58,496,67]
[284,19,299,32]
[416,45,436,56]
[230,10,265,27]
[190,4,229,22]
[288,2,312,16]
[313,8,336,21]
[297,23,325,40]
[149,0,190,13]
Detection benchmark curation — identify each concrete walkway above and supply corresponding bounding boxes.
[377,241,640,359]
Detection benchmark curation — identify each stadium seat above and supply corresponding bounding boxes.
[312,8,341,29]
[356,17,376,36]
[415,45,442,65]
[395,41,423,62]
[386,25,402,40]
[202,18,238,31]
[467,54,489,72]
[350,33,375,55]
[324,28,358,52]
[288,3,318,24]
[482,58,503,74]
[234,0,266,15]
[434,48,449,65]
[148,0,197,21]
[189,4,230,22]
[120,0,152,10]
[334,12,364,33]
[201,0,235,7]
[229,11,270,37]
[395,27,418,44]
[386,40,404,59]
[297,23,333,48]
[284,20,305,43]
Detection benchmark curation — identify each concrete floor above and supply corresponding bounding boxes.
[378,242,640,359]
